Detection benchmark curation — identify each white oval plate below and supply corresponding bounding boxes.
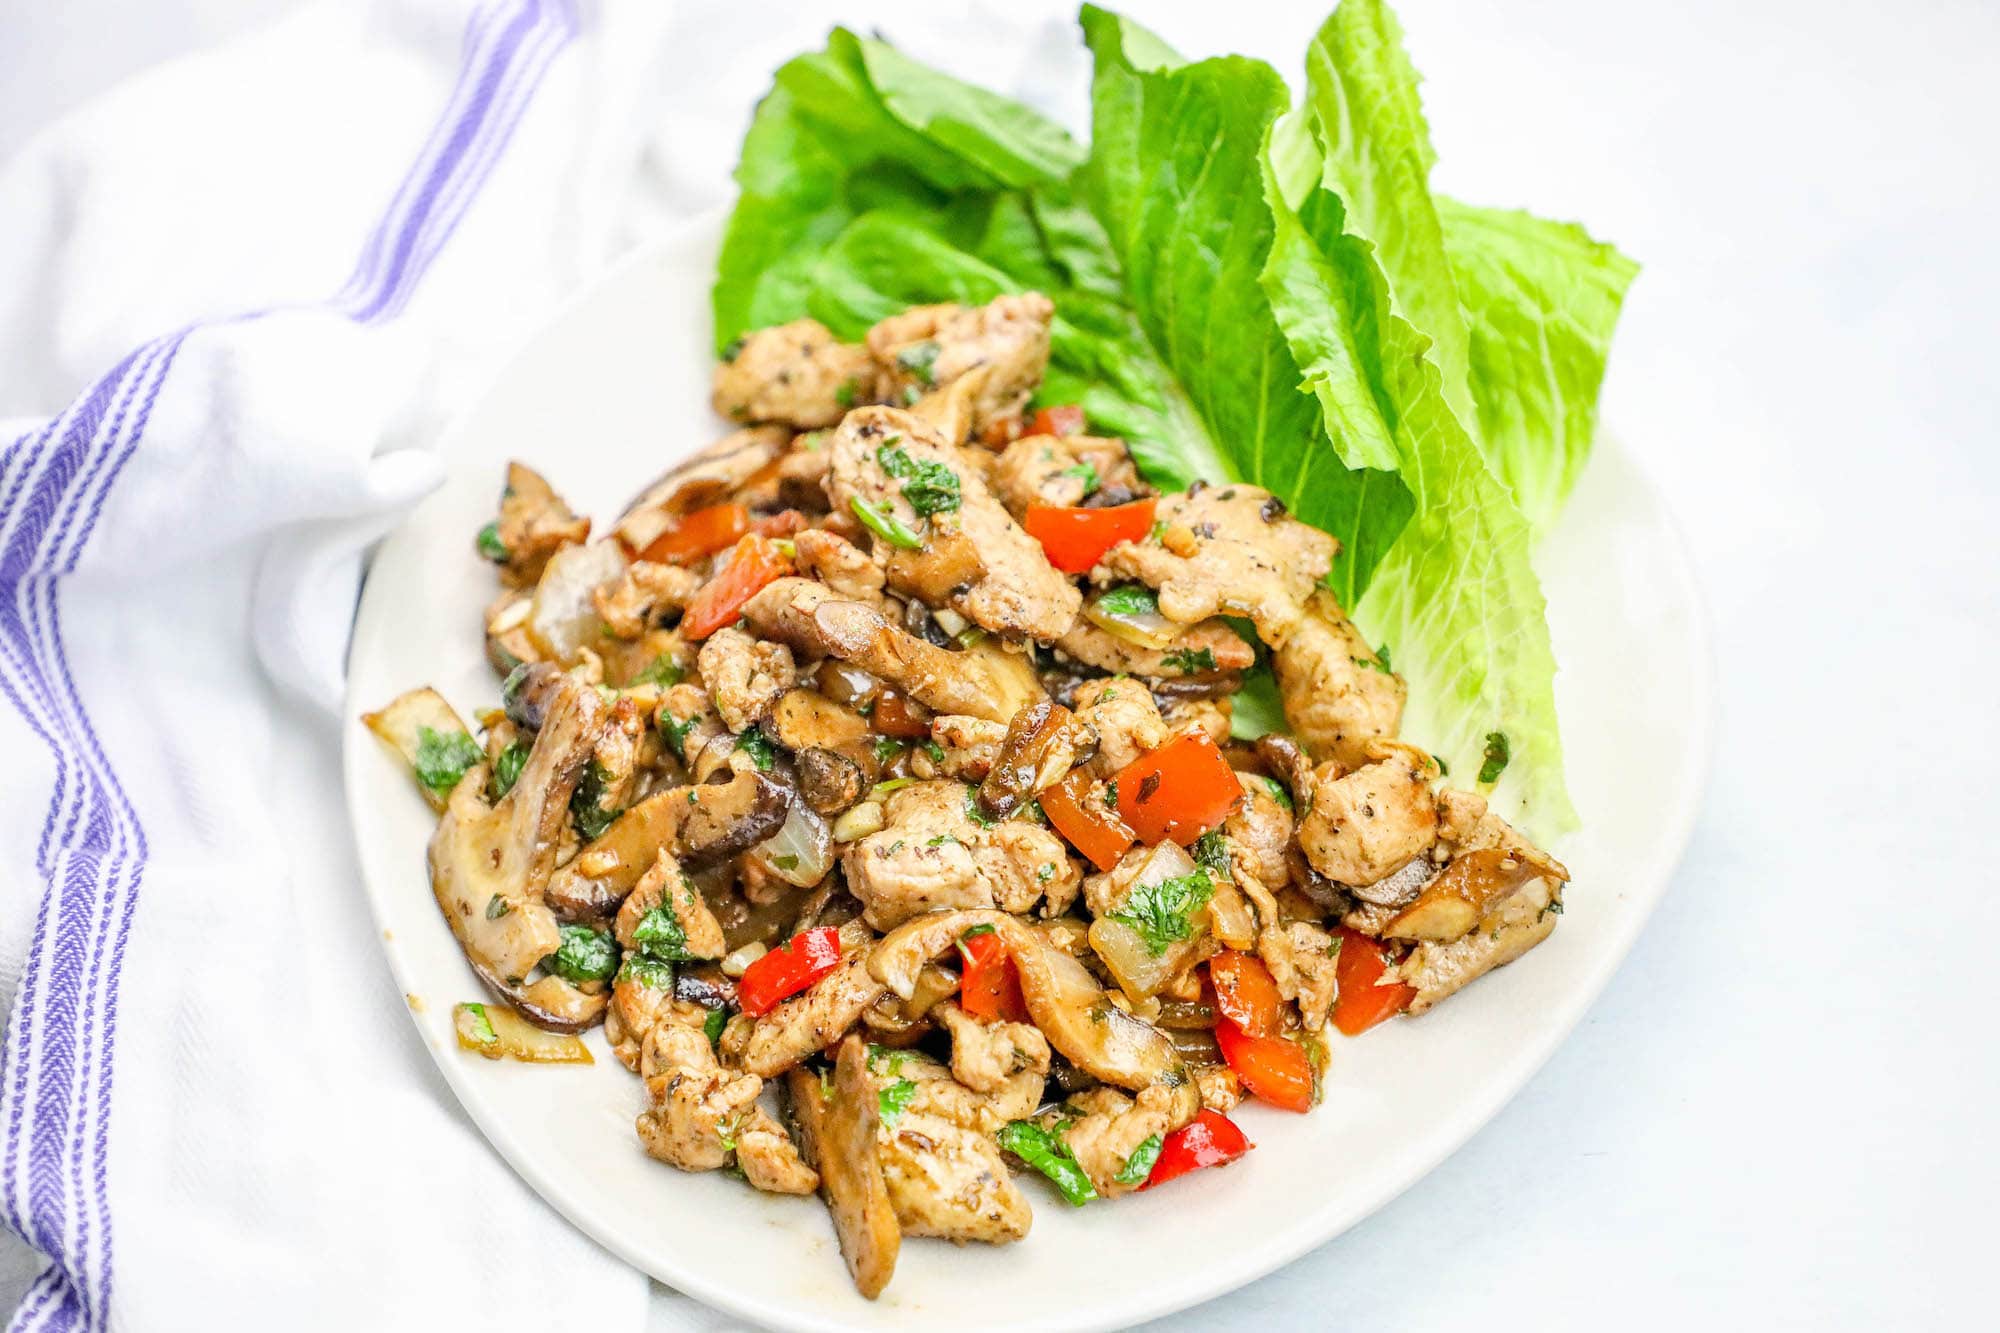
[343,213,1712,1332]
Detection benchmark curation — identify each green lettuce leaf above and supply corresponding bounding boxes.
[1436,199,1638,532]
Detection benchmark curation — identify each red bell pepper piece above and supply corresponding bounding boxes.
[1209,951,1285,1038]
[1214,1018,1314,1113]
[1142,1109,1253,1189]
[1331,926,1416,1036]
[1029,404,1087,438]
[1039,768,1136,871]
[1113,732,1241,846]
[1023,498,1156,574]
[680,534,792,640]
[638,501,750,565]
[736,927,842,1017]
[956,927,1029,1023]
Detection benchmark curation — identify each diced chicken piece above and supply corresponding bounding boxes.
[1391,876,1560,1014]
[488,461,591,588]
[1258,920,1340,1030]
[713,318,877,428]
[741,577,1041,724]
[732,945,888,1078]
[1194,1064,1243,1114]
[933,1000,1052,1095]
[614,426,791,554]
[1295,749,1439,889]
[1221,772,1295,897]
[978,821,1082,917]
[824,408,1079,641]
[792,528,888,606]
[1055,619,1256,680]
[614,850,727,960]
[1060,1080,1201,1199]
[866,294,1055,437]
[928,715,1005,780]
[1383,787,1568,943]
[990,433,1142,516]
[735,1107,821,1195]
[878,1111,1031,1244]
[842,781,1076,928]
[1158,693,1231,747]
[1096,483,1335,646]
[605,976,703,1073]
[1070,677,1168,778]
[637,1024,763,1173]
[591,561,701,640]
[862,1046,1046,1141]
[1274,591,1405,767]
[696,625,796,732]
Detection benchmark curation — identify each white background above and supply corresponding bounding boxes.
[3,0,1996,1328]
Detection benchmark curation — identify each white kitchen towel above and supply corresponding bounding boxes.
[0,1,1080,1330]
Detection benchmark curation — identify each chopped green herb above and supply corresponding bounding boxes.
[1115,1134,1163,1186]
[877,443,962,517]
[1192,831,1231,877]
[1103,779,1119,808]
[959,924,998,943]
[618,954,674,990]
[413,726,483,800]
[485,894,512,920]
[736,730,777,771]
[1109,871,1214,956]
[485,739,530,800]
[719,335,746,362]
[878,1078,919,1126]
[873,736,904,765]
[894,340,942,385]
[545,924,619,984]
[476,521,509,563]
[1162,646,1217,675]
[461,1003,498,1046]
[901,385,922,405]
[1147,518,1168,543]
[850,496,924,550]
[1094,583,1159,618]
[1376,643,1393,672]
[922,739,946,764]
[1036,862,1055,884]
[660,713,696,762]
[867,1045,911,1075]
[1351,654,1394,675]
[634,655,684,688]
[569,759,622,841]
[1434,754,1449,778]
[997,1121,1098,1206]
[1478,731,1511,786]
[1253,774,1294,813]
[834,377,860,408]
[926,834,960,848]
[1019,799,1046,825]
[1059,460,1101,495]
[632,904,696,963]
[703,1007,729,1046]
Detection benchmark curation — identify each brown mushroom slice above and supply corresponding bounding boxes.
[1384,847,1562,943]
[786,1040,901,1300]
[870,911,1181,1092]
[765,688,875,767]
[797,747,868,815]
[613,425,790,554]
[1345,852,1437,908]
[977,699,1094,820]
[362,686,476,813]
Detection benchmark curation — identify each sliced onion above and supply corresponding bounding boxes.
[1082,585,1180,650]
[528,540,627,664]
[832,800,885,843]
[1089,840,1207,1001]
[747,799,833,887]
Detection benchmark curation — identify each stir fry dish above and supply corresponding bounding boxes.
[368,0,1634,1299]
[367,291,1570,1297]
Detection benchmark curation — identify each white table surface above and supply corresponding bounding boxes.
[4,1,1996,1328]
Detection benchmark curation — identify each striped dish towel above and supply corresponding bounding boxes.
[0,1,1080,1329]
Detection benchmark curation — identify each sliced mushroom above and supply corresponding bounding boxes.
[613,425,790,554]
[798,747,868,814]
[786,1039,900,1300]
[977,698,1094,820]
[1384,847,1556,942]
[1345,852,1438,908]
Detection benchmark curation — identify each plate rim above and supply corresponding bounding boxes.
[341,209,1716,1332]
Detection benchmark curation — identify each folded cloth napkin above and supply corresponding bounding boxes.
[0,1,1079,1329]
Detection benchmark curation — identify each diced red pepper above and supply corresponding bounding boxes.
[1331,926,1415,1036]
[1142,1109,1253,1189]
[1214,1018,1314,1113]
[1209,951,1285,1038]
[1029,404,1087,438]
[1040,768,1136,871]
[956,928,1029,1023]
[870,687,933,740]
[1024,498,1156,574]
[680,534,792,640]
[736,927,842,1017]
[638,502,750,565]
[1113,732,1241,846]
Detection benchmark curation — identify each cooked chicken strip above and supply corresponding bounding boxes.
[989,433,1142,515]
[866,294,1054,437]
[878,1110,1032,1244]
[489,460,590,589]
[1069,677,1168,779]
[1055,618,1256,680]
[593,561,701,639]
[1274,591,1405,768]
[1294,748,1439,888]
[732,944,888,1078]
[697,625,796,732]
[933,999,1051,1095]
[713,318,878,427]
[1095,483,1336,646]
[842,780,1074,929]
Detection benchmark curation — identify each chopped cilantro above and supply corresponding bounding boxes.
[877,1078,919,1126]
[1478,731,1511,786]
[632,904,696,963]
[922,739,947,764]
[1103,779,1119,808]
[475,522,509,563]
[703,1006,728,1046]
[413,726,483,800]
[1109,871,1214,956]
[1192,831,1231,877]
[1059,460,1100,496]
[736,730,776,771]
[719,334,746,362]
[544,924,619,984]
[1093,584,1159,618]
[618,954,674,990]
[1434,754,1449,778]
[867,1045,911,1075]
[997,1121,1098,1206]
[873,736,904,765]
[926,834,960,848]
[568,759,622,841]
[1376,643,1393,671]
[963,788,996,827]
[460,1003,498,1046]
[485,894,511,920]
[633,655,684,688]
[1253,774,1294,813]
[659,712,697,762]
[877,443,961,517]
[894,340,942,386]
[834,377,860,408]
[1115,1134,1163,1186]
[488,738,530,800]
[1162,646,1217,675]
